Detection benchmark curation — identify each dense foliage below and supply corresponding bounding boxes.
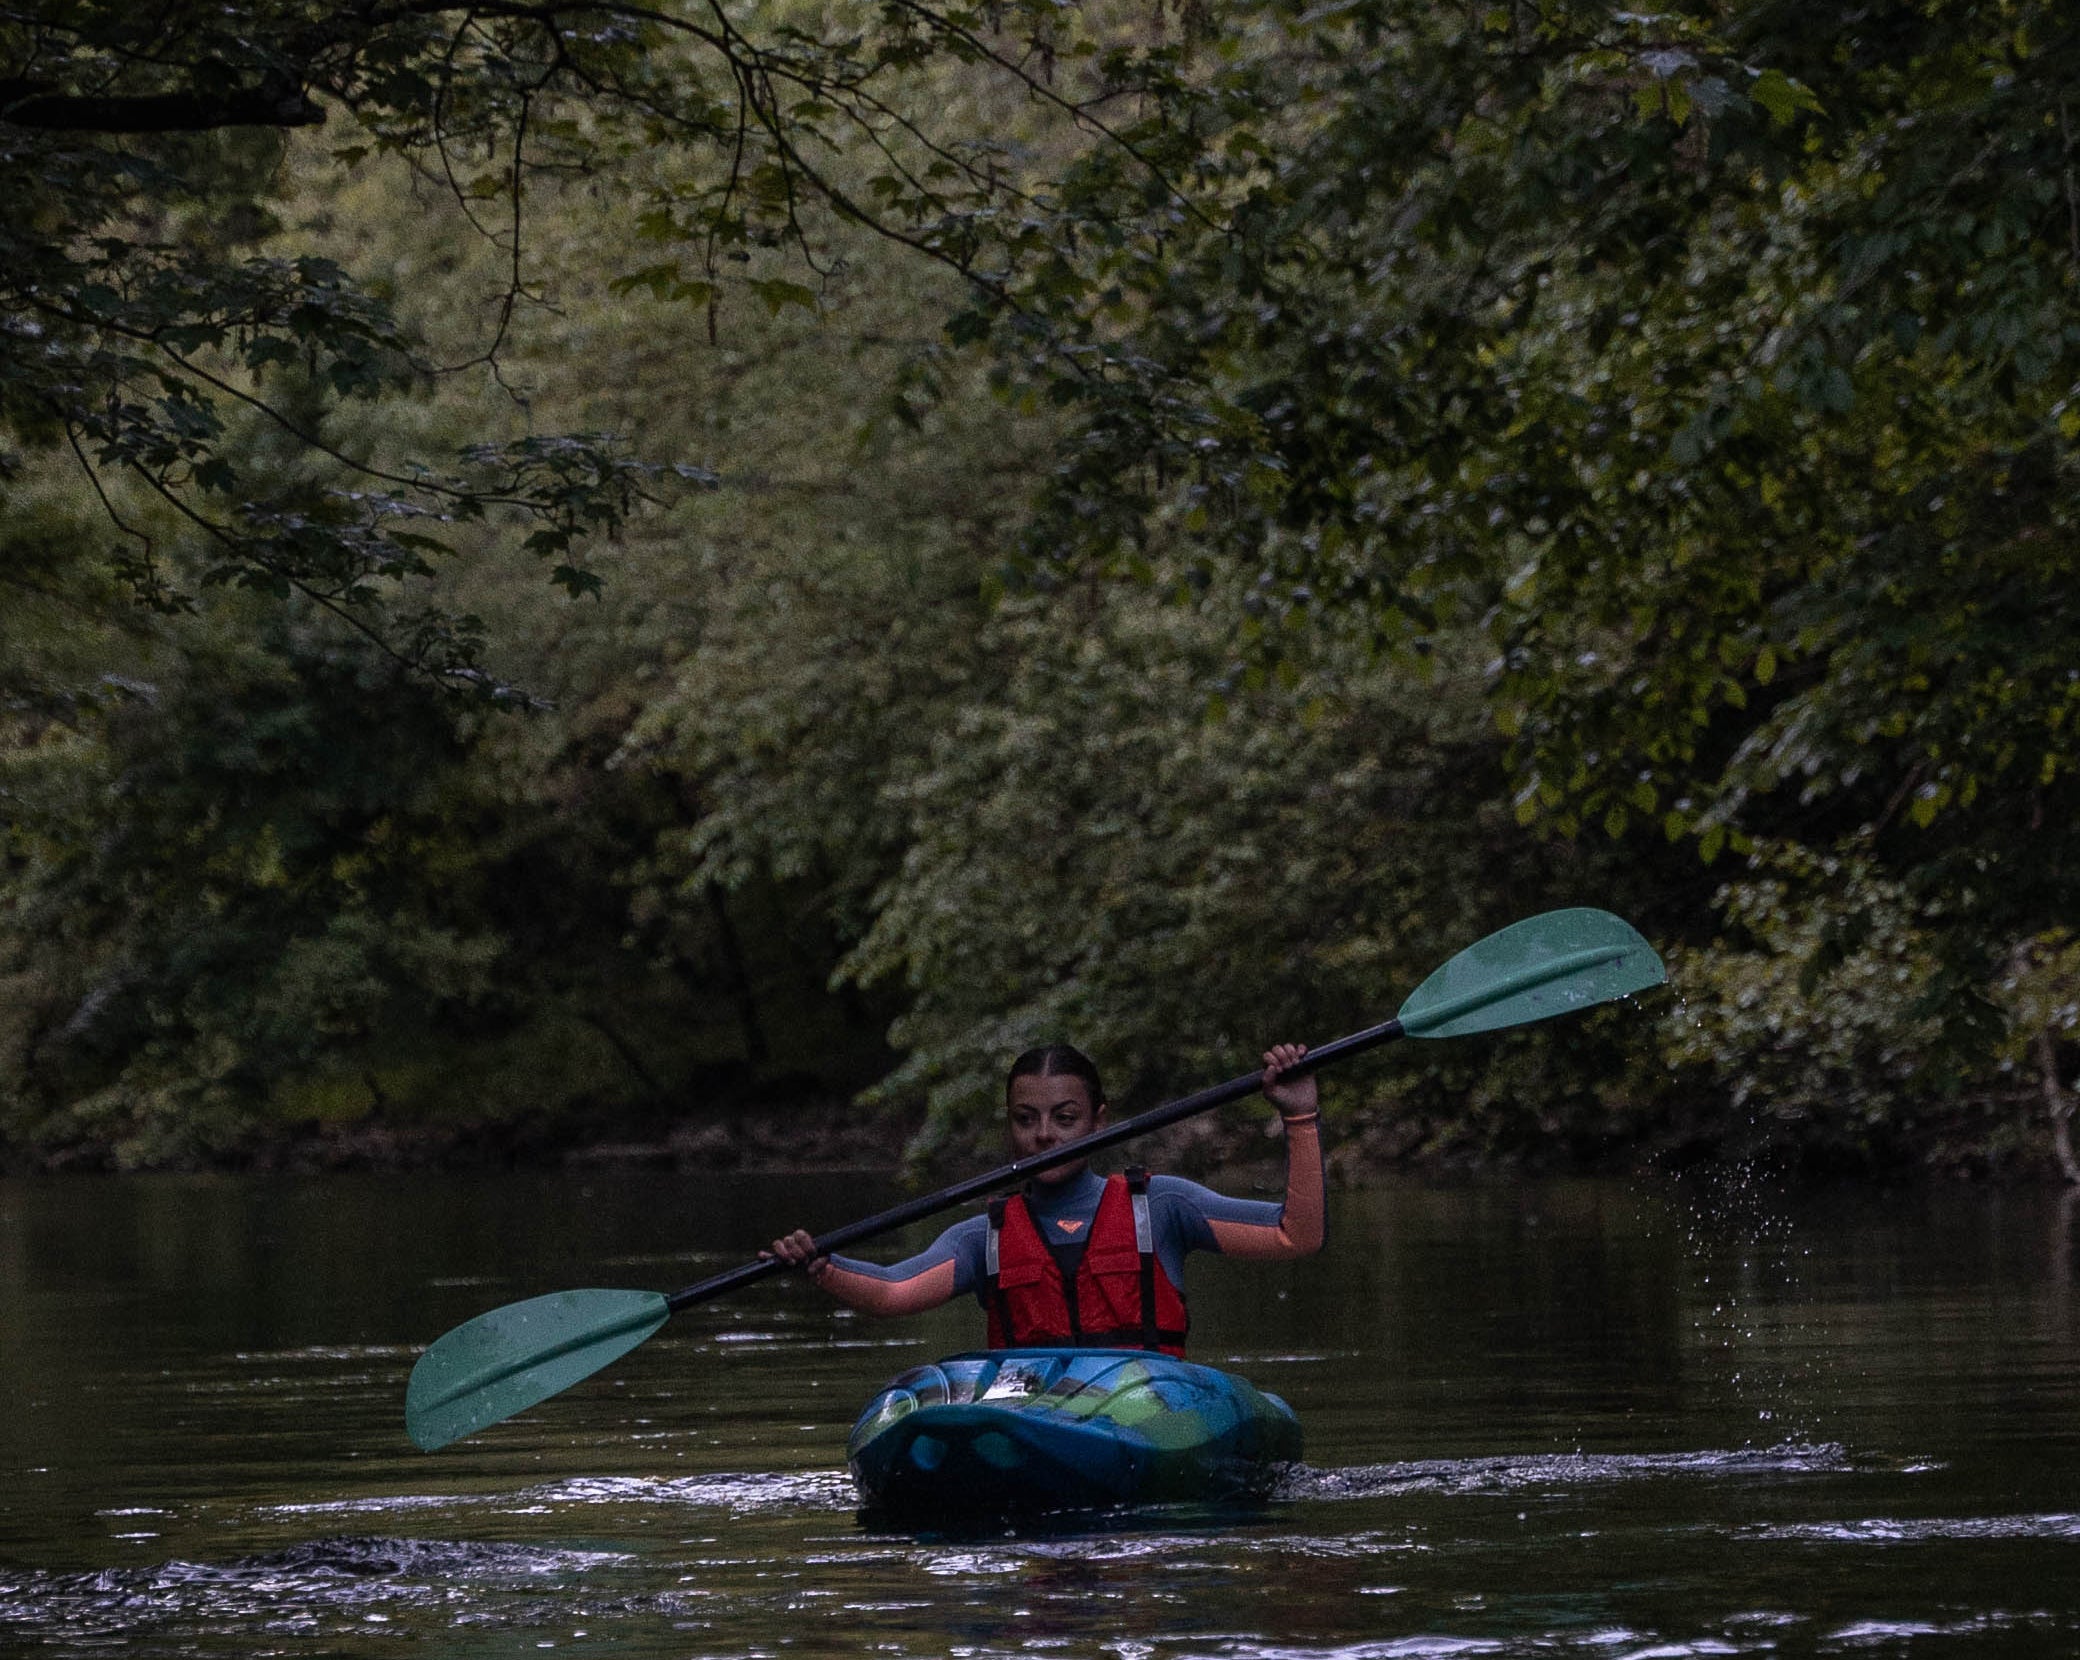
[3,0,2075,1177]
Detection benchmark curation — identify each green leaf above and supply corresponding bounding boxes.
[610,263,685,299]
[552,564,605,599]
[1751,68,1822,126]
[746,279,819,316]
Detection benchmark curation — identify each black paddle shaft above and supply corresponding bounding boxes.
[661,1016,1402,1314]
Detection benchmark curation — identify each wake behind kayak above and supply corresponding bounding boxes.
[847,1349,1301,1521]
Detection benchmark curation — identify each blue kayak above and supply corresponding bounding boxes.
[847,1348,1302,1520]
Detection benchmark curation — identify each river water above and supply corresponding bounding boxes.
[0,1168,2075,1657]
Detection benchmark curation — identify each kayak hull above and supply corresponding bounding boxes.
[847,1349,1301,1520]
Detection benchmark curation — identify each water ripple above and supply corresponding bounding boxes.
[263,1467,859,1521]
[1281,1443,1852,1502]
[0,1536,644,1643]
[1750,1512,2080,1544]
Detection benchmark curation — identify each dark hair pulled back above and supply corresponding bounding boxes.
[1005,1043,1105,1109]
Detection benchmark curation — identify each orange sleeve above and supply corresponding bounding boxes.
[1204,1117,1325,1259]
[818,1256,961,1317]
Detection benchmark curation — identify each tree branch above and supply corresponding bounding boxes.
[0,76,324,132]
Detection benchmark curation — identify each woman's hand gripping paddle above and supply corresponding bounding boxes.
[405,906,1665,1450]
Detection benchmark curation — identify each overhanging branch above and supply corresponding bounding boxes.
[0,77,324,132]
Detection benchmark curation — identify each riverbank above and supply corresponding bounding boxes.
[0,1100,1302,1184]
[7,1082,2072,1185]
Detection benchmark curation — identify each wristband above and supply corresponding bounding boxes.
[1278,1110,1320,1127]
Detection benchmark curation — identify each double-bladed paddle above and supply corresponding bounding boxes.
[406,906,1665,1450]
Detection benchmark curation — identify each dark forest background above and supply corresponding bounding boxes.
[3,0,2076,1180]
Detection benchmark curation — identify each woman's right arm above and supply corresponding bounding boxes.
[765,1219,972,1317]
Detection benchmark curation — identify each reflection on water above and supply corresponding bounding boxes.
[2,1170,2078,1657]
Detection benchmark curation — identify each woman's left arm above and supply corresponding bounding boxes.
[1206,1042,1325,1259]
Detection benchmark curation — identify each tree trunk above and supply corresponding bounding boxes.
[586,1010,663,1096]
[706,881,769,1066]
[2035,1028,2080,1185]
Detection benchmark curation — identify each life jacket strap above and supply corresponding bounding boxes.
[985,1196,1016,1346]
[1126,1165,1158,1352]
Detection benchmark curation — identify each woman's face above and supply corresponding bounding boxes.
[1006,1073,1108,1183]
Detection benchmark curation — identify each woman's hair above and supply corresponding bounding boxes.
[1005,1043,1106,1109]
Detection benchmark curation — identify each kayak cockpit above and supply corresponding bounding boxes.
[848,1349,1301,1522]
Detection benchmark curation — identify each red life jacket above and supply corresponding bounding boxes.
[983,1168,1189,1357]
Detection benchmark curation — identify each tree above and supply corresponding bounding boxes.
[2,0,1166,684]
[919,0,2080,1167]
[11,0,2080,1175]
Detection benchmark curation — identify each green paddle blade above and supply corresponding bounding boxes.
[1396,907,1666,1039]
[406,1288,670,1451]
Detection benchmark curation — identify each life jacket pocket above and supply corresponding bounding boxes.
[991,1257,1049,1290]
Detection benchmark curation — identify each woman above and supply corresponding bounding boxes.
[766,1041,1323,1355]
